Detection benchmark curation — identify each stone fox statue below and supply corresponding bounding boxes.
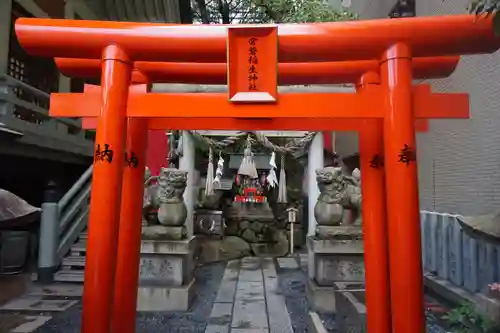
[314,167,362,226]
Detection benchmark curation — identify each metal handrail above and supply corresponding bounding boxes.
[59,185,91,234]
[54,165,93,263]
[58,165,93,210]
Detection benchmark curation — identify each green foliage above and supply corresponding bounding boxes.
[191,0,357,25]
[442,302,499,333]
[469,0,500,35]
[252,0,357,23]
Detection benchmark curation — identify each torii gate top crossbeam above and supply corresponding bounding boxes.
[15,15,499,62]
[55,56,459,85]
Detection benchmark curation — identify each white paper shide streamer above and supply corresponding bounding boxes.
[277,155,287,203]
[204,148,215,196]
[213,153,225,188]
[266,152,278,188]
[238,137,259,179]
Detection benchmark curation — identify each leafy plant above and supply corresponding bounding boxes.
[469,0,500,35]
[191,0,357,24]
[442,302,499,333]
[252,0,357,23]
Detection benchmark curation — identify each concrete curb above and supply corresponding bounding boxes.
[425,273,500,324]
[308,311,329,333]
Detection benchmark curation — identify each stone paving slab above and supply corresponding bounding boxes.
[238,269,263,282]
[263,258,294,333]
[204,325,229,333]
[210,303,233,317]
[240,258,262,271]
[236,281,264,300]
[215,280,237,303]
[0,297,77,312]
[266,293,293,333]
[232,299,268,330]
[232,329,269,333]
[222,260,240,281]
[11,315,52,333]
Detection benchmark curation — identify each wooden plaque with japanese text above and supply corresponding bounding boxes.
[227,25,278,103]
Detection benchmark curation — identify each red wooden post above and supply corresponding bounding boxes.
[357,72,391,333]
[81,45,132,333]
[381,43,425,333]
[111,94,149,333]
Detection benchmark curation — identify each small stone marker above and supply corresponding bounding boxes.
[277,257,299,270]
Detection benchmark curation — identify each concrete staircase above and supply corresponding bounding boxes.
[53,231,88,283]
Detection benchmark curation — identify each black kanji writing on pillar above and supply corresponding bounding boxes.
[94,144,114,163]
[124,152,139,168]
[398,144,416,165]
[248,64,258,74]
[248,55,258,65]
[248,46,258,56]
[369,154,384,169]
[248,37,259,90]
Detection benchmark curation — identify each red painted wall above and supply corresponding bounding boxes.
[146,130,168,176]
[323,131,332,152]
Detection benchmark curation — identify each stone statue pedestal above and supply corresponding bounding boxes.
[137,237,196,311]
[306,225,365,313]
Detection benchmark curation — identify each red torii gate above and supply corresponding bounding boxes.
[14,15,499,333]
[53,56,462,333]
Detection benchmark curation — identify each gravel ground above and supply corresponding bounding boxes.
[33,262,226,333]
[276,262,317,332]
[277,255,452,333]
[426,312,453,333]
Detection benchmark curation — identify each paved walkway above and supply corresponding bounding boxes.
[205,257,295,333]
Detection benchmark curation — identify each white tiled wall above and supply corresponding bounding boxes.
[346,0,500,216]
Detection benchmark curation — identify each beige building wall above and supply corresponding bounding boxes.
[347,0,500,216]
[415,0,500,216]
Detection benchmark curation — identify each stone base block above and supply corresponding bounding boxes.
[139,237,195,287]
[307,236,365,286]
[136,278,196,312]
[141,225,186,240]
[333,282,366,333]
[306,278,336,313]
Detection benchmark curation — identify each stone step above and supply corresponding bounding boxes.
[70,242,87,256]
[54,270,84,283]
[61,256,86,269]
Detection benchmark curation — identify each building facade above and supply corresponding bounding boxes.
[336,0,500,216]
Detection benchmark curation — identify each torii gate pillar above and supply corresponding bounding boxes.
[382,44,425,333]
[357,72,391,333]
[81,45,132,333]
